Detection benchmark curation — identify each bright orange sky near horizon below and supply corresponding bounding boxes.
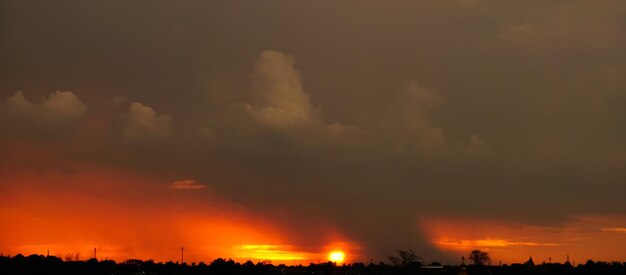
[1,162,625,264]
[0,163,360,264]
[420,216,626,265]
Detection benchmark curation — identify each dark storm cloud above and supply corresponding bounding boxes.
[1,0,625,261]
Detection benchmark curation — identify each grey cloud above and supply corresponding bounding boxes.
[378,81,445,154]
[201,50,360,155]
[460,134,494,158]
[500,25,537,41]
[42,91,87,118]
[118,102,172,142]
[5,90,87,122]
[245,50,318,129]
[112,96,129,107]
[6,91,37,113]
[216,53,476,159]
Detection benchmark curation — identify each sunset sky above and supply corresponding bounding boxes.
[1,0,625,265]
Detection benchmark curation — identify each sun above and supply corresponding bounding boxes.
[328,250,345,263]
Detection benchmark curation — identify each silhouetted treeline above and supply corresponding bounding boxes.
[1,254,625,275]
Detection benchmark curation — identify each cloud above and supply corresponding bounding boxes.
[198,126,216,139]
[42,91,87,118]
[379,81,445,152]
[213,50,358,150]
[500,25,537,41]
[170,180,206,190]
[601,227,626,233]
[435,237,559,249]
[5,91,37,113]
[245,50,317,129]
[4,90,87,122]
[460,134,495,158]
[112,96,128,107]
[118,102,172,142]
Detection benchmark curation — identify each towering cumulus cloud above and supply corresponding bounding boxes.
[245,50,317,128]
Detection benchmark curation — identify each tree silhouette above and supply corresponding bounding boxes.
[468,250,490,266]
[388,249,422,267]
[1,252,625,275]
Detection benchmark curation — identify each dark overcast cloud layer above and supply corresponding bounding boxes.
[1,0,625,262]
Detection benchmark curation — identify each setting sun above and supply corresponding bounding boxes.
[328,251,345,263]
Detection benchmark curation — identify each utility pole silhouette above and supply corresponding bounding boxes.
[181,247,184,264]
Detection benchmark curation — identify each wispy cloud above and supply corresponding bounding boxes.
[435,237,559,249]
[601,227,626,233]
[170,180,206,190]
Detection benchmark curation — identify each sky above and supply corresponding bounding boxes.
[1,0,625,265]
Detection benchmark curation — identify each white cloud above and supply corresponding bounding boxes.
[225,52,493,159]
[119,102,172,142]
[5,90,87,122]
[42,91,87,118]
[245,50,317,128]
[6,91,37,113]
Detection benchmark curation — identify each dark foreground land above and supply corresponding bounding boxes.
[1,254,625,275]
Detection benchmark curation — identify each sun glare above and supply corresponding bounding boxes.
[235,244,307,262]
[328,250,345,263]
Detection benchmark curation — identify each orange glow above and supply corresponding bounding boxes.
[0,155,372,264]
[234,245,308,262]
[328,250,345,263]
[420,216,626,264]
[0,162,309,263]
[602,227,626,233]
[435,237,559,249]
[0,131,367,264]
[320,241,362,264]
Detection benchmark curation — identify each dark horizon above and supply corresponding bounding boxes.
[2,251,626,275]
[0,249,619,267]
